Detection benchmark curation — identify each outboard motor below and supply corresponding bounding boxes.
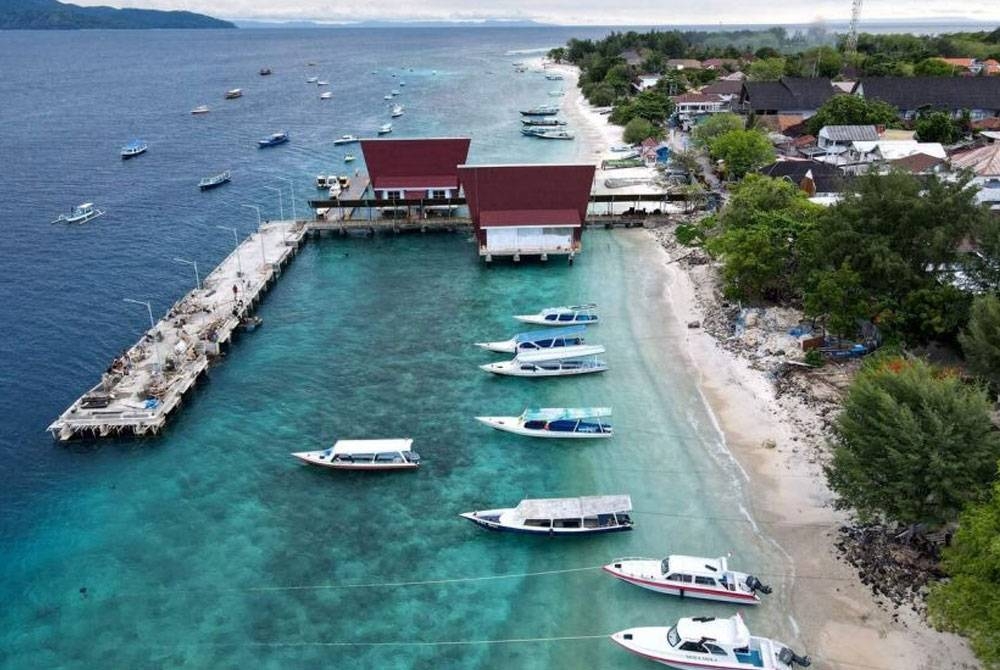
[745,575,773,595]
[778,647,811,667]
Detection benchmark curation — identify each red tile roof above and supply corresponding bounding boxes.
[361,138,471,191]
[458,164,595,229]
[671,92,724,103]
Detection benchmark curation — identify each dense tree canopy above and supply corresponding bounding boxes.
[806,95,900,135]
[746,57,786,81]
[915,110,962,144]
[622,117,661,144]
[960,294,1000,391]
[827,357,1000,526]
[691,113,744,148]
[708,130,775,180]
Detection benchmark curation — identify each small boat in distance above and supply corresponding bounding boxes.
[344,154,356,162]
[320,91,332,100]
[259,67,272,76]
[391,89,400,96]
[199,170,231,191]
[520,105,559,116]
[545,73,564,80]
[391,104,404,118]
[334,134,359,145]
[292,439,420,471]
[52,202,104,225]
[225,88,243,99]
[383,94,393,100]
[480,345,607,378]
[317,80,329,86]
[306,76,319,83]
[258,131,289,148]
[460,495,633,535]
[611,614,811,669]
[522,118,568,127]
[476,407,613,439]
[399,81,406,86]
[191,105,210,115]
[523,128,574,140]
[120,140,147,159]
[475,325,586,354]
[378,123,392,135]
[515,304,599,326]
[604,555,773,605]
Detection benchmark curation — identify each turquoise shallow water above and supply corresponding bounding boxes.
[1,230,791,668]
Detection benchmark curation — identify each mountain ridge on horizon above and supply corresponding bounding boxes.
[1,0,234,30]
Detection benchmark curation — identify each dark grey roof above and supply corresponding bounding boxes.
[701,79,744,97]
[819,125,880,141]
[741,78,837,112]
[758,160,847,193]
[854,77,1000,111]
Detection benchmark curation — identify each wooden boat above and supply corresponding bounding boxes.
[475,407,612,439]
[258,131,289,148]
[519,105,559,116]
[479,344,607,377]
[475,325,586,354]
[199,170,231,191]
[524,128,574,140]
[461,495,633,535]
[292,439,420,471]
[52,202,104,224]
[522,118,567,126]
[603,555,773,605]
[611,614,811,669]
[259,67,272,76]
[120,140,147,159]
[191,105,210,115]
[514,304,598,326]
[225,88,243,99]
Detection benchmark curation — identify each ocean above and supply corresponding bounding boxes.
[0,28,789,668]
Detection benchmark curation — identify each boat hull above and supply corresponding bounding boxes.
[475,340,517,353]
[479,362,607,377]
[460,513,632,535]
[292,453,418,471]
[514,315,599,326]
[602,565,760,605]
[121,149,146,159]
[475,416,612,438]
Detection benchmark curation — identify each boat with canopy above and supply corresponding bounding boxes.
[611,614,811,669]
[120,140,147,159]
[460,495,633,535]
[603,554,773,605]
[199,170,231,191]
[475,325,586,354]
[514,304,599,326]
[475,407,612,438]
[258,131,289,148]
[479,344,607,377]
[292,439,420,471]
[52,202,104,224]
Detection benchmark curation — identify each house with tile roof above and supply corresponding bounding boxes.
[672,92,727,116]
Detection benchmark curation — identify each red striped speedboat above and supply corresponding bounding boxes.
[603,554,771,605]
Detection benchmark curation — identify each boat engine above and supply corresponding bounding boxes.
[778,647,811,667]
[745,575,773,595]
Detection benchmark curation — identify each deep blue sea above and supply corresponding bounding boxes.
[0,28,792,669]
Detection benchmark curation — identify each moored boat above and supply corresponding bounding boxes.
[479,344,607,377]
[391,104,404,117]
[377,123,392,135]
[225,88,243,99]
[52,202,104,225]
[258,131,289,148]
[475,407,612,439]
[199,170,231,190]
[292,439,420,471]
[522,118,567,126]
[334,134,359,145]
[259,67,272,76]
[461,495,633,535]
[603,555,773,605]
[120,140,147,159]
[320,91,333,100]
[344,153,356,162]
[524,128,574,140]
[384,94,393,100]
[391,89,401,96]
[520,105,559,116]
[514,304,599,326]
[317,80,329,86]
[191,105,210,115]
[306,76,319,83]
[475,325,586,354]
[545,73,564,80]
[610,614,811,669]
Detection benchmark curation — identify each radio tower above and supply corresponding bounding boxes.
[846,0,863,54]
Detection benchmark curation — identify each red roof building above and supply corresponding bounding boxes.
[360,137,471,199]
[458,164,595,261]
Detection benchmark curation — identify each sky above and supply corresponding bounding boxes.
[67,0,999,26]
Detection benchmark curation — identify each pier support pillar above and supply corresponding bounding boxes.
[513,253,521,263]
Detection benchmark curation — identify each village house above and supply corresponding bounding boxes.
[816,125,881,154]
[666,58,703,70]
[852,77,1000,121]
[758,159,846,204]
[701,58,740,71]
[836,140,947,172]
[699,79,743,106]
[739,77,838,117]
[633,73,661,92]
[671,92,727,116]
[950,143,1000,211]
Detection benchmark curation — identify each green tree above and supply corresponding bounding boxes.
[747,57,786,81]
[914,57,958,76]
[584,82,617,107]
[960,294,1000,390]
[671,147,702,176]
[803,263,870,338]
[708,129,775,180]
[806,94,900,135]
[630,88,675,123]
[928,466,1000,668]
[691,112,744,148]
[915,110,961,143]
[623,117,661,144]
[547,47,567,63]
[827,357,1000,526]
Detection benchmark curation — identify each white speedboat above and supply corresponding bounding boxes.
[378,123,393,135]
[317,80,329,86]
[514,304,598,326]
[306,76,319,83]
[611,614,811,669]
[320,91,332,100]
[384,94,393,100]
[391,89,401,96]
[476,407,612,439]
[52,202,104,224]
[461,495,633,535]
[344,154,356,162]
[334,134,359,145]
[479,345,607,377]
[610,144,634,152]
[391,104,404,117]
[120,139,147,159]
[225,88,243,99]
[603,555,772,605]
[191,105,210,114]
[292,439,420,471]
[475,325,586,354]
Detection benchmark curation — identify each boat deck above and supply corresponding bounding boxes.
[48,221,307,441]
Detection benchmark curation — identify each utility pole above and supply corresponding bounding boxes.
[846,0,863,55]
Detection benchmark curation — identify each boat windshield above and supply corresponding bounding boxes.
[667,626,680,648]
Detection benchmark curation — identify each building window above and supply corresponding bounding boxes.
[430,189,448,199]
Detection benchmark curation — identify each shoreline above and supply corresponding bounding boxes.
[550,59,978,668]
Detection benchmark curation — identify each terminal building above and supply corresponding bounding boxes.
[359,137,471,201]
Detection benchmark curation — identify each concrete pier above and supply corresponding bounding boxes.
[48,221,307,441]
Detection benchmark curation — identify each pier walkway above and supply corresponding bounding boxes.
[48,221,307,441]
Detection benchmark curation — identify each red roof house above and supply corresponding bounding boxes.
[360,137,471,199]
[458,164,595,260]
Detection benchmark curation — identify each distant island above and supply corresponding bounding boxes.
[1,0,235,29]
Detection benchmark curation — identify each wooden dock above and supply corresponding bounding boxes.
[48,221,307,442]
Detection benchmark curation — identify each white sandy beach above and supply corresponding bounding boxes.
[552,59,979,669]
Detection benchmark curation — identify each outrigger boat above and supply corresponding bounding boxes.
[475,407,612,439]
[461,495,633,535]
[480,345,607,377]
[522,118,567,126]
[120,140,147,159]
[199,170,231,190]
[292,439,420,471]
[334,134,359,145]
[475,325,586,354]
[611,614,811,669]
[52,202,104,224]
[603,554,773,605]
[258,131,289,148]
[514,304,599,326]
